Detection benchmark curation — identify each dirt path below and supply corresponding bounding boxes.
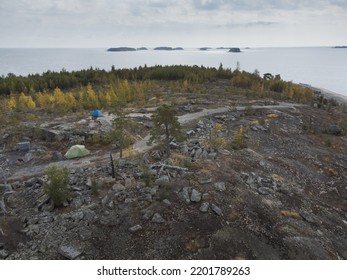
[8,102,303,181]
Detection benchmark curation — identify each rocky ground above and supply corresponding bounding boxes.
[0,90,347,260]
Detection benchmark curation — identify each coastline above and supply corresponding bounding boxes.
[301,84,347,105]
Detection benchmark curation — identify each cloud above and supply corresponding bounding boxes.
[0,0,346,47]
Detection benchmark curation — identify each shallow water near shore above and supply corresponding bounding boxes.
[0,47,346,97]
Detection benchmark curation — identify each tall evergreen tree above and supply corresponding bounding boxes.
[148,105,184,158]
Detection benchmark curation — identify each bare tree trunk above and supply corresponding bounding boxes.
[165,123,170,158]
[110,153,115,178]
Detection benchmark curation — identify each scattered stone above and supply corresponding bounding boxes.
[138,192,152,202]
[245,176,256,186]
[194,148,203,159]
[202,193,210,201]
[152,213,165,224]
[199,202,210,213]
[112,183,126,192]
[155,176,170,186]
[129,224,143,233]
[170,141,179,149]
[125,178,132,188]
[23,152,33,163]
[143,209,154,220]
[99,215,120,226]
[39,215,53,224]
[219,149,231,155]
[15,141,31,152]
[240,172,249,180]
[0,249,9,259]
[41,200,55,212]
[211,203,223,216]
[151,151,162,161]
[101,195,112,208]
[181,144,189,154]
[25,177,43,188]
[186,130,195,137]
[58,245,82,260]
[199,178,212,185]
[162,199,171,206]
[300,211,321,225]
[79,229,92,241]
[191,189,202,202]
[207,153,217,160]
[124,198,136,204]
[0,199,7,214]
[178,187,191,204]
[71,211,84,222]
[259,160,269,168]
[2,133,9,140]
[258,187,274,195]
[52,151,63,161]
[327,124,342,136]
[144,121,153,128]
[28,224,40,235]
[214,182,226,192]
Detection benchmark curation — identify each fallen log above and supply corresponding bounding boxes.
[151,164,188,172]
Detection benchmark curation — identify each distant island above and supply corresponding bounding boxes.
[137,47,148,51]
[107,47,137,52]
[154,47,184,51]
[199,47,212,51]
[334,46,347,49]
[228,48,241,53]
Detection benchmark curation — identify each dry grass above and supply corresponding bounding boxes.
[280,210,302,220]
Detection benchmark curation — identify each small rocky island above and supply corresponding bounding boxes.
[228,48,241,53]
[154,47,184,51]
[107,47,137,52]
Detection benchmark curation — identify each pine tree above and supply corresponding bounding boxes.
[148,105,185,158]
[112,113,133,159]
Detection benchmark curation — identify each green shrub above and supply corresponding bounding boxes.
[231,127,246,150]
[140,163,152,187]
[323,138,332,147]
[245,105,254,116]
[91,176,99,196]
[44,165,71,207]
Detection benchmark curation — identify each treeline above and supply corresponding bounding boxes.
[0,65,232,95]
[231,70,314,103]
[0,65,321,114]
[3,81,148,113]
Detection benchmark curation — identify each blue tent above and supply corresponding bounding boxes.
[91,110,104,118]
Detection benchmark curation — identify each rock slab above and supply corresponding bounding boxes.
[58,245,82,260]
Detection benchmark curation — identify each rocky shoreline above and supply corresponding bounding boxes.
[301,84,347,104]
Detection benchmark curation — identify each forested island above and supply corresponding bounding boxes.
[107,47,148,52]
[228,48,241,53]
[154,47,184,51]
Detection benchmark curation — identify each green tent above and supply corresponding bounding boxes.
[64,145,90,159]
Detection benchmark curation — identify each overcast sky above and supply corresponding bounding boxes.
[0,0,346,48]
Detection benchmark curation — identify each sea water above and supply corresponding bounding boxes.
[0,47,346,96]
